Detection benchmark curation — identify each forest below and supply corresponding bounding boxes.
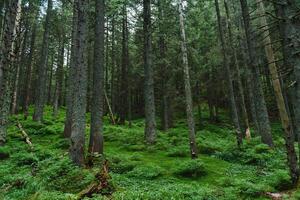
[0,0,300,199]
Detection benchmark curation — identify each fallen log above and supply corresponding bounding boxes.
[16,121,34,150]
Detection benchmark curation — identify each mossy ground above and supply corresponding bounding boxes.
[1,106,300,199]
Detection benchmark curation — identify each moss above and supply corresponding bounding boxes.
[173,159,207,178]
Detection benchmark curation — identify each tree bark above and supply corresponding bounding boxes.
[33,0,52,122]
[89,0,104,154]
[143,0,156,144]
[239,0,273,147]
[120,4,129,125]
[274,0,300,184]
[0,0,22,145]
[64,0,78,138]
[215,0,243,147]
[178,0,198,159]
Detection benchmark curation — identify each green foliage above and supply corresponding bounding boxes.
[1,108,296,199]
[127,165,164,180]
[173,159,207,178]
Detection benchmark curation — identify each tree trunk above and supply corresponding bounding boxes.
[23,10,38,119]
[224,0,250,137]
[89,0,104,154]
[120,4,129,125]
[215,0,243,147]
[0,0,22,145]
[239,0,273,147]
[53,36,65,118]
[274,0,300,184]
[33,0,52,122]
[178,0,198,159]
[64,0,78,138]
[143,0,156,144]
[69,0,88,166]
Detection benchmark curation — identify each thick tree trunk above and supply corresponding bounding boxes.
[274,0,300,184]
[143,0,156,144]
[89,0,104,154]
[239,0,273,147]
[215,0,243,147]
[69,0,88,166]
[0,0,22,145]
[178,0,198,159]
[33,0,52,122]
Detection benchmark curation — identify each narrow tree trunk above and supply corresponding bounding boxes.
[33,0,52,122]
[23,11,38,119]
[215,0,243,147]
[120,4,129,125]
[178,0,198,159]
[47,55,54,104]
[53,36,64,118]
[224,0,250,137]
[158,0,170,131]
[89,0,104,154]
[64,0,78,138]
[143,0,156,144]
[239,0,273,147]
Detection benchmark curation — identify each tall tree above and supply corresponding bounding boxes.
[64,0,78,138]
[33,0,52,122]
[120,3,129,125]
[178,0,198,158]
[274,0,300,183]
[143,0,156,144]
[89,0,104,154]
[215,0,243,147]
[0,0,22,145]
[239,0,274,147]
[69,0,88,166]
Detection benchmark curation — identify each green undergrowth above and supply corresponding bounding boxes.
[0,106,299,199]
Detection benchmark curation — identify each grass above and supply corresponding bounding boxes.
[0,106,299,199]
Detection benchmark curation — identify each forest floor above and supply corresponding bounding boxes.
[1,107,300,200]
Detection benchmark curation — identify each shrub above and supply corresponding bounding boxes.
[127,165,164,180]
[173,159,207,178]
[198,143,221,155]
[15,153,39,166]
[111,161,135,174]
[166,148,188,157]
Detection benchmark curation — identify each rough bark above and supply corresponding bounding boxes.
[53,36,64,118]
[178,0,198,158]
[33,0,52,122]
[0,0,21,146]
[143,0,156,144]
[69,0,88,166]
[23,10,38,119]
[120,4,129,125]
[274,0,300,184]
[215,0,243,147]
[224,0,250,137]
[64,0,78,138]
[89,0,104,154]
[239,0,273,147]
